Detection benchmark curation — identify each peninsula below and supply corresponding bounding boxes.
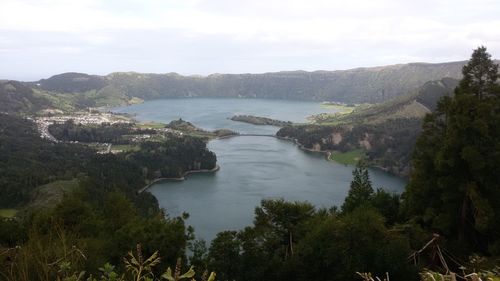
[230,115,293,127]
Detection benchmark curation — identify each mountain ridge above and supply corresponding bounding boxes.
[27,60,476,105]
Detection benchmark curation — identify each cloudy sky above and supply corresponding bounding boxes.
[1,0,499,81]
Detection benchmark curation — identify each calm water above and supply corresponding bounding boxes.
[113,98,338,134]
[114,98,407,241]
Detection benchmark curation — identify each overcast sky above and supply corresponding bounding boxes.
[1,0,499,81]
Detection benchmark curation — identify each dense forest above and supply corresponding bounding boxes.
[278,118,423,176]
[1,47,499,281]
[48,121,156,144]
[0,114,216,207]
[0,81,50,114]
[29,61,467,106]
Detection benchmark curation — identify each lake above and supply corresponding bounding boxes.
[113,98,407,241]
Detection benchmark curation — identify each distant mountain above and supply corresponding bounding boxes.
[30,61,471,105]
[35,72,107,93]
[0,80,49,114]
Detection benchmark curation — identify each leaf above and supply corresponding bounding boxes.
[144,251,161,269]
[162,267,175,281]
[207,272,216,281]
[179,266,195,279]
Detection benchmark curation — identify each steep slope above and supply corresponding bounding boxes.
[31,61,469,105]
[277,78,459,177]
[319,77,459,124]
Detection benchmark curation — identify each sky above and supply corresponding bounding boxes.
[1,0,499,81]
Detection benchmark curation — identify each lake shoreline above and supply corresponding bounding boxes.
[216,134,335,162]
[138,165,220,193]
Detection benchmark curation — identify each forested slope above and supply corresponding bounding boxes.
[31,61,468,105]
[277,78,459,176]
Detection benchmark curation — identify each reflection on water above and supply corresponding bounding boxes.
[150,137,407,241]
[115,98,407,241]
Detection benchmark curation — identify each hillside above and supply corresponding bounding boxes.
[35,72,107,93]
[277,78,459,176]
[29,61,469,106]
[313,77,459,125]
[0,81,50,114]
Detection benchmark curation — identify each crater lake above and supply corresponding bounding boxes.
[113,98,407,240]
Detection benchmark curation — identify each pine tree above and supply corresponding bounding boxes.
[458,46,499,99]
[342,162,374,214]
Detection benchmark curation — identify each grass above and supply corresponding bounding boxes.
[30,179,80,209]
[309,105,356,124]
[320,103,356,114]
[137,122,166,129]
[128,96,144,104]
[111,144,140,152]
[0,209,17,218]
[329,149,365,165]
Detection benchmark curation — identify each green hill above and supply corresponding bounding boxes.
[30,61,470,106]
[314,77,459,125]
[0,81,50,114]
[277,78,459,176]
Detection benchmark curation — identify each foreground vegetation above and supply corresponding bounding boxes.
[0,209,17,218]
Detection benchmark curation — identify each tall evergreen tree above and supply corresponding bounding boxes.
[403,46,500,255]
[342,162,374,213]
[458,46,499,99]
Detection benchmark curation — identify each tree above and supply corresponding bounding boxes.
[458,46,499,99]
[254,199,315,259]
[403,46,500,255]
[341,162,374,213]
[208,231,241,281]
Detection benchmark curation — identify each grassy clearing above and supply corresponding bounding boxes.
[0,209,17,218]
[111,144,140,152]
[137,122,166,129]
[320,103,356,113]
[128,96,144,104]
[310,105,355,124]
[30,179,80,209]
[330,149,365,165]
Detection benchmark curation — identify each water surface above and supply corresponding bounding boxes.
[113,98,337,134]
[114,98,407,241]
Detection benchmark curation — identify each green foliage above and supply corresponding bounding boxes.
[0,191,189,280]
[458,46,499,99]
[49,120,153,144]
[278,78,459,176]
[403,46,500,255]
[341,162,374,213]
[340,163,401,225]
[208,232,241,281]
[0,81,50,114]
[1,242,216,281]
[0,209,17,218]
[36,62,465,104]
[278,118,424,176]
[188,240,209,275]
[130,136,217,178]
[123,245,160,281]
[0,113,95,206]
[204,199,417,281]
